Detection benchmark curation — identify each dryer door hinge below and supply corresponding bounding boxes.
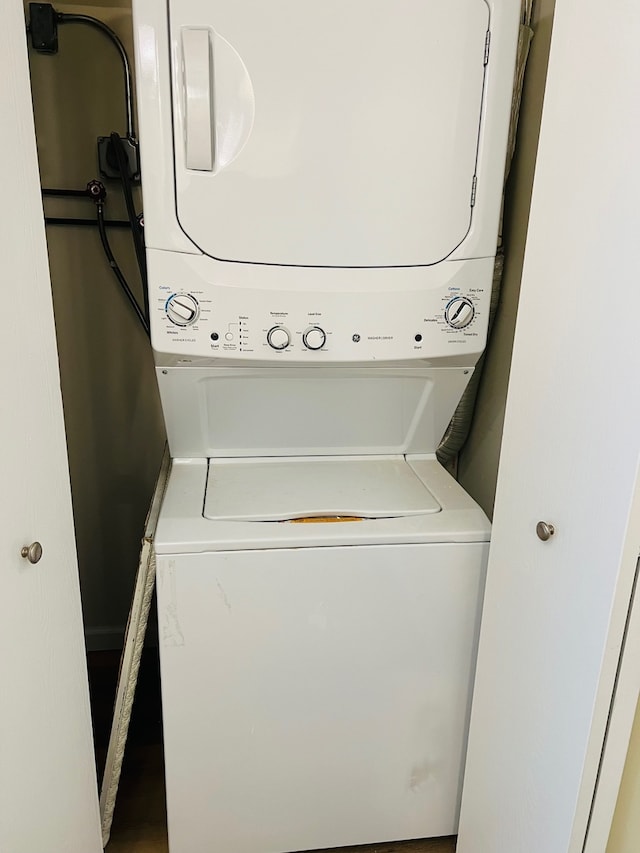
[484,30,491,65]
[470,175,478,207]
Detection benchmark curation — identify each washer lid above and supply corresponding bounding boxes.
[168,0,489,267]
[203,456,441,522]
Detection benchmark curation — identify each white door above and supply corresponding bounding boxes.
[169,0,489,266]
[457,0,640,851]
[0,4,102,852]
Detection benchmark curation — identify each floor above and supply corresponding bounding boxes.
[89,649,456,853]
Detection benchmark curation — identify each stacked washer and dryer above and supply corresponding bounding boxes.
[131,2,519,851]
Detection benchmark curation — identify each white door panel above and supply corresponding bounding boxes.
[169,0,488,266]
[0,6,101,852]
[457,1,640,851]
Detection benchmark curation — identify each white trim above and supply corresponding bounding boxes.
[99,448,170,846]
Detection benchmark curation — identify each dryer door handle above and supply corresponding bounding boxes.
[182,28,214,171]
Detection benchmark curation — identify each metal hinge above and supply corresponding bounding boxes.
[484,30,491,65]
[470,175,478,207]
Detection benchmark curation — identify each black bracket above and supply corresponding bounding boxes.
[28,3,58,54]
[97,135,141,182]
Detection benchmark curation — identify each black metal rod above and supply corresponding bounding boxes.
[45,216,131,228]
[42,187,92,198]
[57,12,134,139]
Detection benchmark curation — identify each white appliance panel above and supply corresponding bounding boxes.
[133,0,519,262]
[158,542,487,853]
[157,366,472,458]
[154,458,491,554]
[149,251,493,362]
[204,456,441,521]
[169,0,489,267]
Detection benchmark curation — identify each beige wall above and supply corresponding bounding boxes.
[608,698,640,852]
[26,0,165,648]
[458,0,556,518]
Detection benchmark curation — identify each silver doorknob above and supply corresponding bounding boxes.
[21,542,43,564]
[536,522,555,542]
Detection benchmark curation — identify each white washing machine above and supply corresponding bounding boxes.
[132,1,520,850]
[155,454,489,852]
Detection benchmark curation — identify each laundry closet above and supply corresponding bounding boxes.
[26,0,542,656]
[19,1,640,852]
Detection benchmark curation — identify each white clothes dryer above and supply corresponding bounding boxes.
[132,0,519,368]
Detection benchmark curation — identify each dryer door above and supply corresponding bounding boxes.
[168,0,490,268]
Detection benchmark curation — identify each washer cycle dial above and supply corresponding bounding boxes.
[166,293,199,326]
[267,325,291,350]
[445,297,475,329]
[303,326,326,350]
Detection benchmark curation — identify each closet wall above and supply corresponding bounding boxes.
[26,0,166,649]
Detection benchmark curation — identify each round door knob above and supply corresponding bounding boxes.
[267,325,290,350]
[165,293,199,326]
[21,542,43,564]
[303,326,326,350]
[536,521,555,542]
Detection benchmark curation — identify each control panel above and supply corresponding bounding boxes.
[149,253,493,362]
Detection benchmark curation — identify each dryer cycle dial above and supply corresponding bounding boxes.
[267,325,291,350]
[166,293,199,326]
[303,326,326,350]
[445,297,475,329]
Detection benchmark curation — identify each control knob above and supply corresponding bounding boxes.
[166,293,199,326]
[267,325,291,350]
[445,297,475,329]
[303,326,326,350]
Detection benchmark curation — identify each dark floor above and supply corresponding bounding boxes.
[88,648,456,853]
